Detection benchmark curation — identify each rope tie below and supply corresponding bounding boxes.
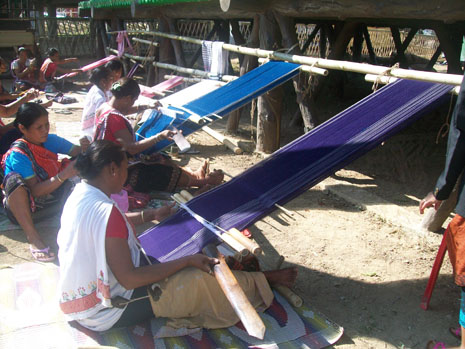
[435,94,455,144]
[372,63,399,92]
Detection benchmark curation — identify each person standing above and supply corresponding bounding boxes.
[420,72,465,349]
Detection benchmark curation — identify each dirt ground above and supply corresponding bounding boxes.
[0,72,461,349]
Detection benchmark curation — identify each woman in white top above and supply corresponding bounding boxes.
[80,67,112,141]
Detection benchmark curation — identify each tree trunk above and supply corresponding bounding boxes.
[256,10,284,153]
[274,11,319,131]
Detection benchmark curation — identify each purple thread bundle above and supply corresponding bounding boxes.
[139,78,452,262]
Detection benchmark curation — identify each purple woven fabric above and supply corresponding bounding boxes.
[139,79,452,262]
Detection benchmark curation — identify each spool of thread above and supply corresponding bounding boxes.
[172,193,187,204]
[180,190,194,201]
[274,285,303,307]
[220,232,249,258]
[227,228,262,256]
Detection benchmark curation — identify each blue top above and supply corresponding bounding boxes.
[4,134,74,179]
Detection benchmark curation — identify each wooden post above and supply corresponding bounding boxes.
[95,20,105,58]
[274,11,319,131]
[230,19,246,66]
[301,24,320,54]
[362,25,377,64]
[352,24,363,62]
[46,3,57,40]
[256,10,284,153]
[390,26,408,67]
[312,21,359,102]
[146,20,157,87]
[425,45,442,71]
[319,25,327,58]
[165,16,187,68]
[157,17,177,84]
[188,21,219,68]
[432,23,464,74]
[226,16,259,134]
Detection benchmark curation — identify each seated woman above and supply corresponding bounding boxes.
[57,140,297,331]
[1,103,81,262]
[94,77,223,193]
[39,47,81,88]
[80,67,112,141]
[11,47,39,91]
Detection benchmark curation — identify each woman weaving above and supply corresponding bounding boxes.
[1,103,81,262]
[93,77,224,193]
[57,140,297,331]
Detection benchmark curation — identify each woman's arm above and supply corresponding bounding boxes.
[25,160,77,197]
[126,202,176,226]
[68,145,82,157]
[14,65,34,79]
[0,93,20,101]
[106,237,217,290]
[114,128,174,155]
[0,89,38,118]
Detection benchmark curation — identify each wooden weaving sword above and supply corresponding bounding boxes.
[171,196,266,339]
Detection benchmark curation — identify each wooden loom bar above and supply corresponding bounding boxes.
[110,30,464,86]
[202,244,266,339]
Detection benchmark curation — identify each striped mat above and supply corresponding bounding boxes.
[0,263,343,348]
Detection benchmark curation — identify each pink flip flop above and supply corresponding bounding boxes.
[30,246,55,262]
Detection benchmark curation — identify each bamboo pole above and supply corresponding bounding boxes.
[364,74,460,95]
[202,126,243,154]
[131,37,159,47]
[109,30,464,86]
[164,74,233,84]
[107,47,155,63]
[258,58,328,76]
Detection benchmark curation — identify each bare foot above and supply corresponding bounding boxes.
[263,267,298,288]
[191,160,209,179]
[204,170,224,185]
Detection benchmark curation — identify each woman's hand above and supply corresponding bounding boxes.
[79,136,90,153]
[144,202,177,222]
[61,160,78,180]
[158,129,175,141]
[23,88,39,102]
[187,254,219,273]
[419,192,442,214]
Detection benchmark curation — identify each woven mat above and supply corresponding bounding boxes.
[0,263,343,348]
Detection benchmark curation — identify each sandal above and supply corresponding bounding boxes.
[449,326,461,340]
[30,246,55,262]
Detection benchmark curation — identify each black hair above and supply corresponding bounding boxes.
[105,59,123,73]
[75,140,126,180]
[47,48,59,57]
[110,77,140,99]
[89,66,111,86]
[14,102,48,130]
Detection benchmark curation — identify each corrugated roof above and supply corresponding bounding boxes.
[79,0,209,9]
